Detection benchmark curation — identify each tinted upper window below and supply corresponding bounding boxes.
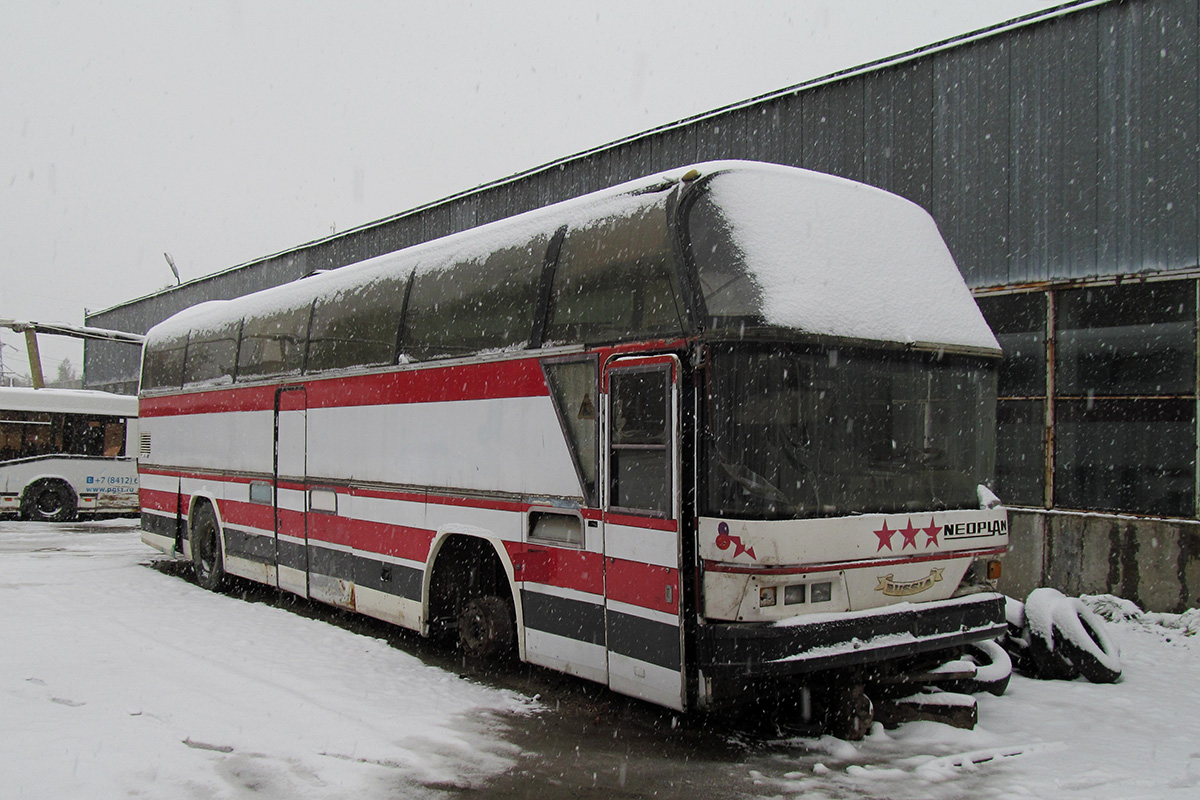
[402,236,548,360]
[237,300,312,381]
[307,271,409,373]
[182,320,241,387]
[142,331,189,391]
[545,201,686,344]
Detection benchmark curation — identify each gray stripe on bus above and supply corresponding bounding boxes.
[521,590,606,646]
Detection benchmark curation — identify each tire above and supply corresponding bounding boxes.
[999,596,1035,675]
[1053,599,1122,684]
[824,683,874,741]
[190,503,227,592]
[21,479,77,522]
[947,640,1013,696]
[1025,588,1080,680]
[1025,588,1122,683]
[457,595,516,659]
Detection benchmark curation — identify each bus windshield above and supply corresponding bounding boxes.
[703,343,997,519]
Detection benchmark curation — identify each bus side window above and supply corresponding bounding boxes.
[103,420,126,457]
[182,319,242,387]
[238,301,312,381]
[609,368,671,515]
[402,236,549,361]
[544,201,687,346]
[543,357,600,506]
[142,332,189,391]
[307,271,409,373]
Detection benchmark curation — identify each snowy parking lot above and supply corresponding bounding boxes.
[2,519,1198,799]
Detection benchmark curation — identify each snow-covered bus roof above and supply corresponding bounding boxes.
[691,162,1000,353]
[147,161,999,356]
[0,386,139,417]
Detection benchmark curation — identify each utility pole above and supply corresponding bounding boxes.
[23,328,45,389]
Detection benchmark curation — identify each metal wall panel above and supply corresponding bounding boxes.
[802,79,866,184]
[1008,15,1101,284]
[864,60,935,210]
[933,36,1012,286]
[1098,0,1199,276]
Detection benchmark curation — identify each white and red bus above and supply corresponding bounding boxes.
[138,161,1008,726]
[0,386,139,520]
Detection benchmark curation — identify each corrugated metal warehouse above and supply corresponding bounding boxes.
[86,0,1200,611]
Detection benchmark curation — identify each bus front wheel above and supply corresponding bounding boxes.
[21,479,77,522]
[190,503,226,592]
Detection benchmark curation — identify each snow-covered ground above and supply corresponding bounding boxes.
[2,519,1198,799]
[753,600,1200,799]
[0,519,531,799]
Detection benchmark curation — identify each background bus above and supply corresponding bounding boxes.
[0,386,139,521]
[137,161,1008,732]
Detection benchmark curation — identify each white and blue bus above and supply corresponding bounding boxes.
[0,386,139,521]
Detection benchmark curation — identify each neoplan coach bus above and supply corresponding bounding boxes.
[1,386,139,520]
[138,161,1008,731]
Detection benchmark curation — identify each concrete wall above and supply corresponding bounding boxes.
[1001,509,1200,612]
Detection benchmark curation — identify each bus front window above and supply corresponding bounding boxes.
[703,344,998,519]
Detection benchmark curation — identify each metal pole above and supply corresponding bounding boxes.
[24,329,45,389]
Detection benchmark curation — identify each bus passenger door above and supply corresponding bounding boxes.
[602,356,686,711]
[274,386,308,598]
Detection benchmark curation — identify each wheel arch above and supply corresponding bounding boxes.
[185,492,224,559]
[423,526,525,660]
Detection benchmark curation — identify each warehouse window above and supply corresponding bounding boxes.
[976,292,1047,507]
[1053,281,1196,517]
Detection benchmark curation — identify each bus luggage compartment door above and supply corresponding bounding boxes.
[274,386,309,597]
[603,356,686,711]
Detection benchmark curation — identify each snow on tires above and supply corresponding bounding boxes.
[1018,587,1123,684]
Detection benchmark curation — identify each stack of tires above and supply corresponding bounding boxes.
[1002,588,1123,684]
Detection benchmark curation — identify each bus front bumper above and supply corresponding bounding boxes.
[698,592,1006,679]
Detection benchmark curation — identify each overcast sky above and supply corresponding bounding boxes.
[2,0,1065,379]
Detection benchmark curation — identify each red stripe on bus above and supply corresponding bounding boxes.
[702,546,1009,576]
[215,498,276,532]
[507,544,604,595]
[604,512,678,532]
[140,358,548,417]
[307,515,436,562]
[140,385,276,417]
[139,488,177,513]
[605,558,679,615]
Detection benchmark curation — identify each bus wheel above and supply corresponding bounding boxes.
[458,596,516,659]
[191,503,226,592]
[21,479,77,522]
[824,683,874,740]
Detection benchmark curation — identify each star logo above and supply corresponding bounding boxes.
[874,521,896,551]
[923,518,942,547]
[899,518,920,550]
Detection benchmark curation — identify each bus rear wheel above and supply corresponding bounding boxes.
[21,479,77,522]
[458,596,516,659]
[191,503,227,592]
